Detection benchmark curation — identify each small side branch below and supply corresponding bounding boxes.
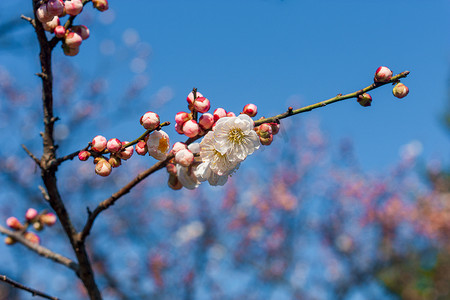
[254,71,410,126]
[0,275,59,300]
[21,144,42,167]
[79,154,174,241]
[0,225,79,273]
[20,15,36,28]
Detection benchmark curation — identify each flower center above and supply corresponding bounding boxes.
[228,128,244,144]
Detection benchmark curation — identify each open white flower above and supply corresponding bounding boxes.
[200,131,239,176]
[177,164,200,190]
[213,114,260,162]
[194,161,239,186]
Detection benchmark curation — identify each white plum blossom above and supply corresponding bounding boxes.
[147,130,170,160]
[194,161,239,186]
[213,114,260,162]
[199,131,239,176]
[176,164,200,190]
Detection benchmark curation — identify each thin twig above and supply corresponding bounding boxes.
[254,71,410,126]
[0,225,79,273]
[79,153,175,241]
[21,144,42,167]
[20,15,36,28]
[0,275,59,300]
[38,185,51,201]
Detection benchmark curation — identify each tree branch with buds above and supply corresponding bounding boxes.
[0,275,59,300]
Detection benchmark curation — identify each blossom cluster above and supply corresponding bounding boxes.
[35,0,109,56]
[4,209,56,245]
[357,66,409,107]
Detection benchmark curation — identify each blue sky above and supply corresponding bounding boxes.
[1,0,449,171]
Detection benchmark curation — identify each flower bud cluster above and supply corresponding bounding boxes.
[4,209,57,246]
[255,122,280,146]
[78,135,136,177]
[35,0,108,56]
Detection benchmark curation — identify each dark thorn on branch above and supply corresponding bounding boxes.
[35,73,48,79]
[288,107,293,114]
[86,207,92,216]
[21,145,42,167]
[0,274,59,300]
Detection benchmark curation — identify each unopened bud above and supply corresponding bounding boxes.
[107,138,122,153]
[140,111,160,130]
[25,208,38,221]
[78,150,91,161]
[65,0,83,16]
[24,232,40,244]
[182,120,200,138]
[175,149,194,167]
[270,122,280,135]
[175,112,190,127]
[147,130,170,160]
[166,163,177,175]
[374,66,393,83]
[119,141,134,160]
[135,140,148,155]
[6,217,23,230]
[4,236,15,245]
[243,103,257,117]
[92,0,109,11]
[392,83,409,99]
[71,25,90,40]
[258,123,273,139]
[187,91,203,105]
[108,156,121,168]
[43,16,60,33]
[213,108,227,121]
[260,134,273,146]
[168,174,183,190]
[62,44,80,56]
[171,142,187,154]
[357,93,372,107]
[193,97,211,113]
[40,213,57,226]
[47,0,65,16]
[95,159,112,177]
[33,221,44,231]
[54,25,66,38]
[175,122,184,134]
[198,113,214,130]
[36,4,53,23]
[92,135,107,152]
[227,112,236,117]
[65,32,82,48]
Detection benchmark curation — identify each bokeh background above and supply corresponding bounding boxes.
[0,1,449,299]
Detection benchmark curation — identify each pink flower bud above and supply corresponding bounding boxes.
[91,135,107,152]
[65,32,82,48]
[171,142,187,154]
[175,122,184,134]
[140,111,160,130]
[357,93,372,107]
[213,108,227,121]
[108,156,121,168]
[54,25,66,38]
[227,112,236,117]
[43,16,60,33]
[107,138,122,153]
[40,213,57,226]
[175,112,190,126]
[33,222,44,231]
[166,163,177,175]
[374,66,393,83]
[47,0,65,16]
[92,0,109,12]
[95,159,112,176]
[392,83,409,99]
[175,149,194,167]
[6,217,23,230]
[258,123,273,139]
[25,208,38,221]
[135,140,148,155]
[78,150,90,161]
[199,113,214,130]
[243,103,258,117]
[62,44,80,56]
[119,141,134,160]
[270,122,280,135]
[147,130,170,160]
[65,0,83,16]
[187,91,203,105]
[193,97,211,113]
[260,134,273,146]
[71,25,90,40]
[36,4,53,23]
[24,232,40,244]
[4,237,15,245]
[182,120,200,138]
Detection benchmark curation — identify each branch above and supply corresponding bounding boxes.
[20,14,36,28]
[254,71,410,126]
[21,144,42,168]
[0,225,79,273]
[0,275,59,300]
[79,153,175,241]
